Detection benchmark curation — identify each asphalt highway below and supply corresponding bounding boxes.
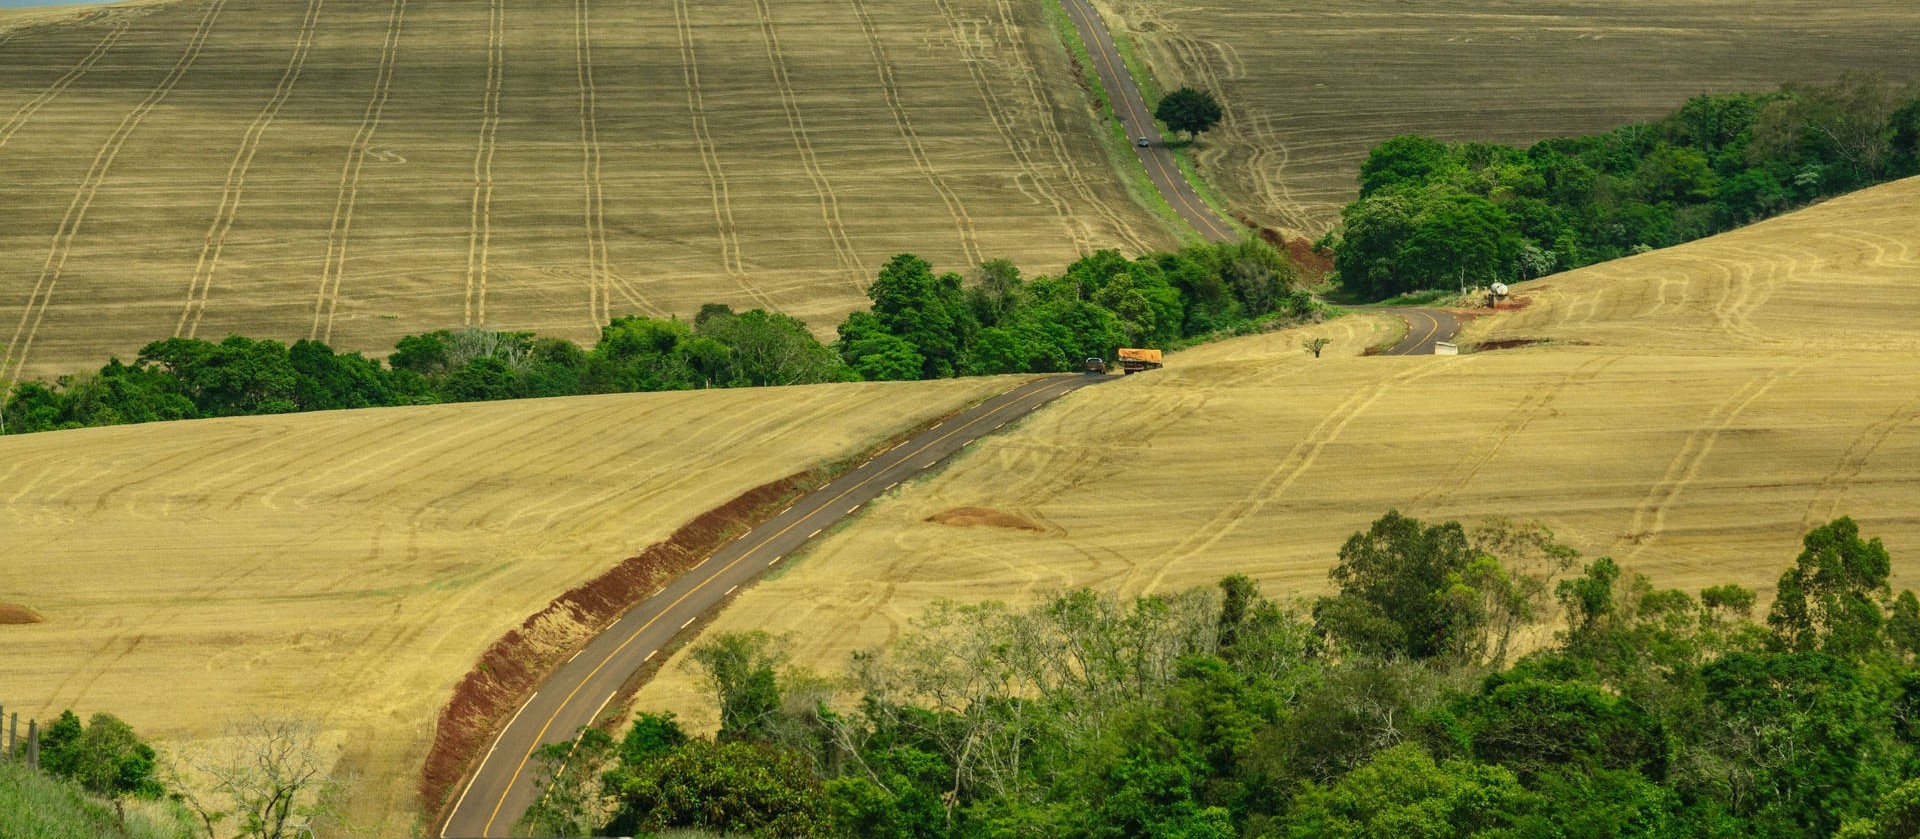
[1378,307,1462,355]
[1057,0,1239,243]
[438,373,1111,837]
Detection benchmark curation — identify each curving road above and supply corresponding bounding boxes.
[438,374,1110,837]
[1057,0,1238,243]
[1378,307,1461,356]
[440,7,1464,832]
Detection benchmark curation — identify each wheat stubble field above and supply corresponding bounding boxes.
[0,376,1008,832]
[634,176,1920,729]
[1089,0,1920,235]
[0,0,1166,384]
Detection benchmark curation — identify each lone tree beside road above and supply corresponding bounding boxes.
[1156,86,1223,139]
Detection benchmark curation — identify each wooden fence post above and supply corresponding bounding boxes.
[26,718,38,771]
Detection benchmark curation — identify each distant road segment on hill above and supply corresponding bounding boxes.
[1056,0,1237,242]
[438,373,1110,837]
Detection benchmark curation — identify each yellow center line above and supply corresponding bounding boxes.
[473,375,1080,834]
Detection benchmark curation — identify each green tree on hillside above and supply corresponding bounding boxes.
[863,254,977,378]
[1155,87,1223,139]
[1768,516,1892,656]
[690,631,792,741]
[1358,134,1455,197]
[39,712,164,825]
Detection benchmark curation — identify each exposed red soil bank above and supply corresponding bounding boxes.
[418,472,812,811]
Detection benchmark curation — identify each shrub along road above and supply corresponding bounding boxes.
[438,373,1110,837]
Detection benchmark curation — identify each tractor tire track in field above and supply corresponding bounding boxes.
[1802,391,1920,529]
[177,0,325,339]
[573,0,661,322]
[672,0,777,312]
[1615,360,1813,560]
[850,0,982,267]
[464,0,504,326]
[312,0,407,344]
[1016,0,1160,253]
[752,0,863,288]
[931,0,1092,255]
[1,0,227,395]
[1135,359,1471,594]
[1415,355,1621,507]
[0,23,127,152]
[575,0,610,325]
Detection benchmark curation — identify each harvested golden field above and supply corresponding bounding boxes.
[0,0,1167,383]
[0,376,1007,833]
[1093,0,1920,235]
[635,176,1920,730]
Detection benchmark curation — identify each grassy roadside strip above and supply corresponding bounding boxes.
[1041,0,1199,244]
[1095,11,1241,228]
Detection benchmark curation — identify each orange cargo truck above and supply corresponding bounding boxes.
[1116,348,1163,374]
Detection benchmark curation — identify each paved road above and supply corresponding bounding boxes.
[438,374,1111,837]
[1377,307,1462,356]
[1057,0,1238,243]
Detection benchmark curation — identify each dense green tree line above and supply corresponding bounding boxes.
[840,241,1307,381]
[531,514,1920,838]
[2,239,1308,436]
[1331,73,1920,299]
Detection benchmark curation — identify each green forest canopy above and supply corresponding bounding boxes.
[1330,73,1920,299]
[531,514,1920,839]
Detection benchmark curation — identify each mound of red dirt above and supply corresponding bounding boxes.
[927,506,1045,532]
[0,603,43,625]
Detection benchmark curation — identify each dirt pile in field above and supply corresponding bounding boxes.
[928,506,1045,532]
[0,603,42,624]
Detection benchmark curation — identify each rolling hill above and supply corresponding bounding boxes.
[0,0,1168,384]
[0,375,1009,833]
[1091,0,1920,235]
[632,175,1920,731]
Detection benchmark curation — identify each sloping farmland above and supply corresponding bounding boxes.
[0,376,1009,832]
[633,175,1920,730]
[0,0,1168,383]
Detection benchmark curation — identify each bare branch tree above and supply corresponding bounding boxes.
[172,718,337,839]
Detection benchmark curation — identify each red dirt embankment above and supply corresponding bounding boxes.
[418,394,999,818]
[418,471,812,812]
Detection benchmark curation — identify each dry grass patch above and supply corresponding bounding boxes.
[0,0,1167,382]
[1092,0,1920,235]
[0,375,1008,834]
[634,177,1920,732]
